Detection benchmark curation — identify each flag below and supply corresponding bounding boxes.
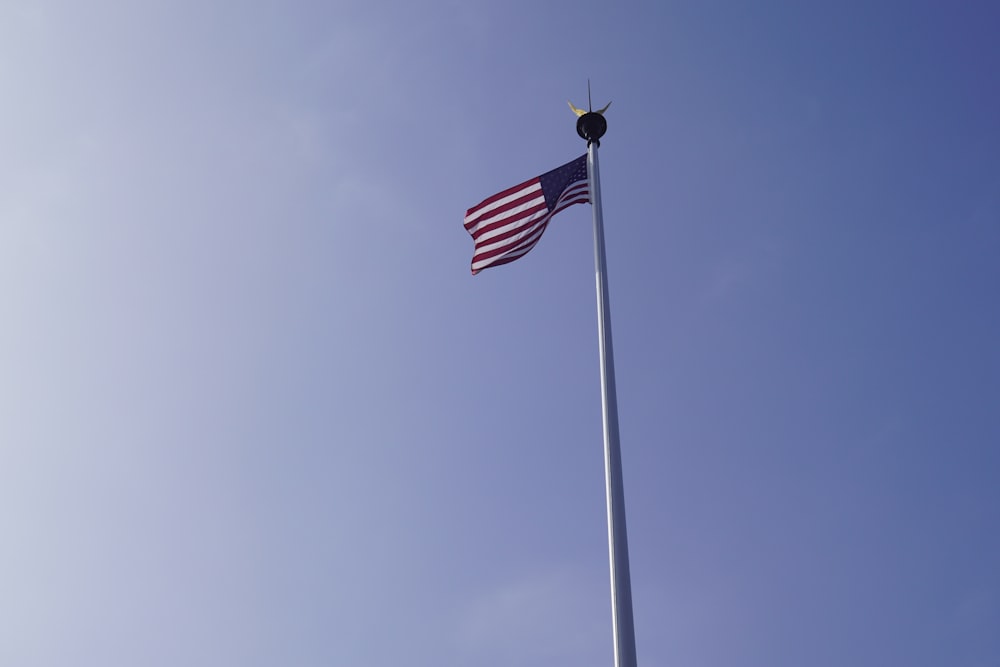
[464,154,589,274]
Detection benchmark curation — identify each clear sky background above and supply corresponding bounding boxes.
[2,1,999,665]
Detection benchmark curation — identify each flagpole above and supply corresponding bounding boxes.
[578,110,638,667]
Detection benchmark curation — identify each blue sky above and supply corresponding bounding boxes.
[2,1,998,665]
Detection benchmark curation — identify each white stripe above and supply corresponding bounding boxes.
[467,193,546,237]
[471,181,585,240]
[471,217,550,272]
[550,184,589,212]
[553,193,589,212]
[473,212,550,258]
[465,182,542,226]
[558,182,589,201]
[474,207,548,246]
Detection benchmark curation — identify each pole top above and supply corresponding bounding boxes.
[576,112,607,145]
[568,99,611,146]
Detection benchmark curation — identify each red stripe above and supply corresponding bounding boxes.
[488,228,546,263]
[550,193,589,217]
[472,232,545,273]
[469,199,548,239]
[480,226,549,267]
[466,188,545,234]
[471,241,542,274]
[473,249,534,275]
[472,216,550,265]
[472,209,548,250]
[472,227,546,267]
[465,186,543,234]
[465,177,541,219]
[469,180,585,237]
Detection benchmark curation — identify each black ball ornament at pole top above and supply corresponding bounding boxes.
[577,111,608,146]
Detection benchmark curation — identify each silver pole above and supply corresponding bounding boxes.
[588,137,638,667]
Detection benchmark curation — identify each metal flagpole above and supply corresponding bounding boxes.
[576,107,638,667]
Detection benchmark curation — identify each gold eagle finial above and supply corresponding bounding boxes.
[568,100,611,117]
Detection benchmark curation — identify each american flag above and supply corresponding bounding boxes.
[464,154,590,274]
